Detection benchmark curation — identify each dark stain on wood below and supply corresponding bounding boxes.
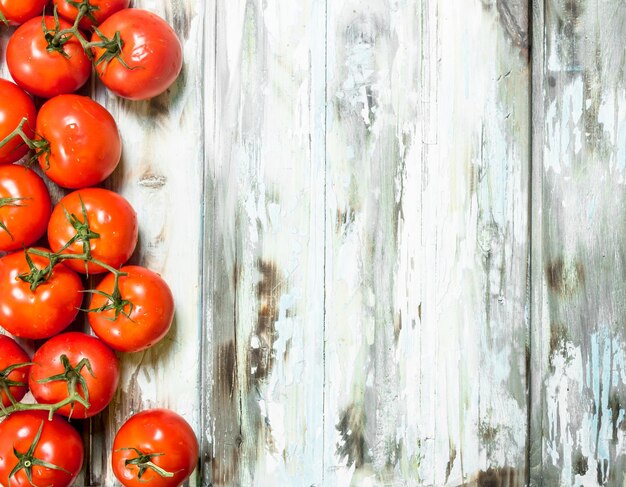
[597,458,609,485]
[497,0,529,55]
[217,340,237,398]
[476,467,520,487]
[210,440,242,487]
[444,444,457,484]
[608,392,623,442]
[336,403,369,468]
[549,322,572,367]
[248,260,282,385]
[211,342,241,486]
[573,449,588,475]
[545,258,585,296]
[562,0,583,20]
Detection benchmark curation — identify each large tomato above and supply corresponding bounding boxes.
[0,411,83,487]
[29,332,120,419]
[88,266,175,353]
[54,0,129,29]
[0,335,31,408]
[0,166,52,252]
[0,0,49,26]
[48,188,138,274]
[0,80,36,165]
[36,95,122,188]
[0,249,83,340]
[7,16,91,98]
[112,409,199,487]
[91,9,183,100]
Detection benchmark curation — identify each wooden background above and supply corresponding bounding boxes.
[3,0,626,485]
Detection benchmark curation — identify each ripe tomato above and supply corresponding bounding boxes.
[36,95,121,188]
[0,335,31,408]
[91,9,183,100]
[88,266,175,353]
[0,166,52,252]
[0,411,83,487]
[112,409,199,487]
[0,249,83,340]
[0,79,36,165]
[7,16,91,98]
[0,0,49,26]
[29,332,120,419]
[48,188,138,274]
[54,0,129,29]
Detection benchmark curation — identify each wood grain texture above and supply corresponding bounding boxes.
[203,0,326,485]
[531,0,626,485]
[324,1,530,486]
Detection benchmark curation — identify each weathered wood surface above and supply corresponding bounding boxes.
[324,0,530,485]
[531,0,626,485]
[203,0,326,485]
[4,0,626,485]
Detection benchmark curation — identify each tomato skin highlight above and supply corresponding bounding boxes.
[112,409,199,487]
[0,0,49,26]
[0,249,84,340]
[48,188,139,274]
[37,95,122,188]
[0,335,31,408]
[7,16,91,98]
[0,79,36,165]
[29,332,120,419]
[54,0,129,29]
[92,9,183,100]
[0,166,52,252]
[0,411,84,487]
[88,266,175,353]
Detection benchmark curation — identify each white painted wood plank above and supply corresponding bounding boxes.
[532,1,626,485]
[203,0,326,485]
[324,1,530,485]
[92,0,206,485]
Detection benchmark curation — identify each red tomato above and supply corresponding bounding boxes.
[91,9,183,100]
[54,0,129,29]
[0,79,36,165]
[88,266,175,352]
[0,335,31,408]
[0,166,52,252]
[48,188,138,274]
[0,249,83,340]
[29,332,120,419]
[7,16,91,98]
[0,0,48,26]
[0,411,83,487]
[112,409,199,487]
[36,95,121,188]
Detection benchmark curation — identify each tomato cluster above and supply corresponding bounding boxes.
[0,2,197,487]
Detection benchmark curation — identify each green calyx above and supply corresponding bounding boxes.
[9,421,72,487]
[92,27,135,70]
[117,447,175,480]
[42,8,74,56]
[0,362,33,415]
[84,271,134,321]
[59,197,101,265]
[18,250,59,292]
[36,354,94,419]
[66,0,101,24]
